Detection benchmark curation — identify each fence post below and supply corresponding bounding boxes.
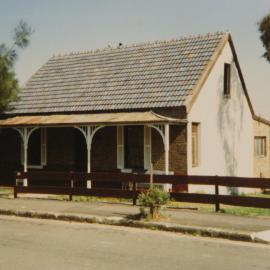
[150,163,153,187]
[132,175,137,206]
[215,180,220,212]
[14,173,18,199]
[69,172,74,201]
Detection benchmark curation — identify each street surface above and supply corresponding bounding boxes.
[0,216,269,270]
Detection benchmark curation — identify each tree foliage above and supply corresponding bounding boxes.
[259,12,270,62]
[0,20,33,110]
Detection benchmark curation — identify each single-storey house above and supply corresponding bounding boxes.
[0,31,268,191]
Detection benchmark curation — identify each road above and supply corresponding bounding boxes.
[0,216,269,270]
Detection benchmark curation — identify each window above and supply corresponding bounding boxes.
[21,128,47,168]
[254,136,267,157]
[28,129,41,166]
[144,126,152,170]
[192,123,200,167]
[117,126,151,171]
[117,126,124,169]
[224,63,231,96]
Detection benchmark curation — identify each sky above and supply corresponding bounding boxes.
[1,0,270,118]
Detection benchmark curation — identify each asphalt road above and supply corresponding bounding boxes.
[0,216,269,270]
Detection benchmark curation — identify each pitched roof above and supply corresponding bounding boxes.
[8,32,227,115]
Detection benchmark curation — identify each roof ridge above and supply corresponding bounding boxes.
[51,31,228,59]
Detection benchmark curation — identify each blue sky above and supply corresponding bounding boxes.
[1,0,270,117]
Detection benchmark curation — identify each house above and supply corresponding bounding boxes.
[0,31,267,191]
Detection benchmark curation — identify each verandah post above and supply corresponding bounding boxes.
[164,124,169,175]
[150,163,153,187]
[23,128,28,187]
[14,173,18,199]
[87,126,92,189]
[164,124,171,192]
[69,171,74,201]
[75,125,104,189]
[132,175,137,206]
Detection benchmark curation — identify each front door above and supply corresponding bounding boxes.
[124,126,144,170]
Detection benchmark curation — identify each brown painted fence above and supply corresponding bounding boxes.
[13,171,270,211]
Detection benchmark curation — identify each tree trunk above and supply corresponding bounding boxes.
[150,206,160,219]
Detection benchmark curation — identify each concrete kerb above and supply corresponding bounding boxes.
[0,208,267,245]
[251,230,270,244]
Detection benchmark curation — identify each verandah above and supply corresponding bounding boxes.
[0,111,186,188]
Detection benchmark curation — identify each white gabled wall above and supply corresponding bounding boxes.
[187,42,253,193]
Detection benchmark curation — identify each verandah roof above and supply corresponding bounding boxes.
[0,111,186,127]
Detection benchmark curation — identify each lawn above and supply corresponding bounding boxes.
[3,187,270,217]
[169,192,270,217]
[53,192,270,217]
[0,187,13,198]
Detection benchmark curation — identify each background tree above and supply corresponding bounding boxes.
[0,20,33,111]
[259,12,270,62]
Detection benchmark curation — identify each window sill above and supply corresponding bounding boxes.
[255,155,266,159]
[27,165,44,169]
[121,168,174,175]
[121,168,132,173]
[192,164,199,168]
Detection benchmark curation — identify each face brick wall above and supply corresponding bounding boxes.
[151,125,187,174]
[45,127,117,172]
[91,126,117,171]
[0,122,187,185]
[154,107,186,119]
[0,128,22,184]
[169,125,187,174]
[43,125,187,174]
[46,128,75,171]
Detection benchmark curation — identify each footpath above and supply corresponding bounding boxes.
[0,197,269,244]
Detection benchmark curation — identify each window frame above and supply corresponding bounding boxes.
[21,128,47,169]
[117,126,124,169]
[117,125,151,172]
[192,123,200,167]
[224,63,231,97]
[254,136,267,157]
[144,125,152,170]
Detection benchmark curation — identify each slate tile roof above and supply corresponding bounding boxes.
[8,32,226,115]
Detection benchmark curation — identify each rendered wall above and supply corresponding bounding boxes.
[187,42,254,194]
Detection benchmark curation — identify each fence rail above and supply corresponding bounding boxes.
[12,171,270,211]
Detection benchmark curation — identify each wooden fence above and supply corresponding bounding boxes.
[13,171,270,211]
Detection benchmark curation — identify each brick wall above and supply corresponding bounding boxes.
[46,128,75,171]
[0,129,22,184]
[154,107,186,119]
[151,128,165,171]
[91,127,117,171]
[151,125,187,174]
[169,125,187,174]
[45,127,117,172]
[253,120,270,178]
[0,123,187,185]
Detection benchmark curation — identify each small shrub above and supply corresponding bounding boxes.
[138,186,170,219]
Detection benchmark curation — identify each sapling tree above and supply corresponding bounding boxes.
[258,12,270,62]
[0,20,33,110]
[138,186,170,219]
